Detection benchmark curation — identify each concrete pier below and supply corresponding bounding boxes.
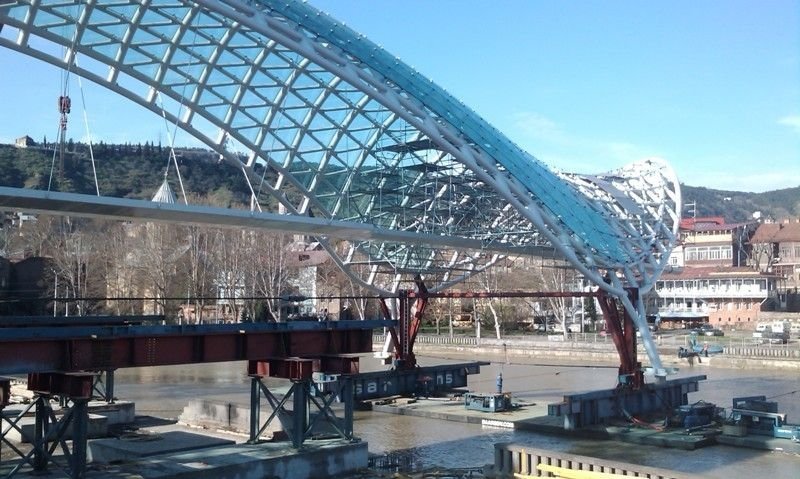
[4,421,368,479]
[371,395,716,451]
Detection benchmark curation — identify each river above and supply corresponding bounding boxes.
[114,353,800,478]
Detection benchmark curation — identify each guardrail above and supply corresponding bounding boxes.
[373,332,800,361]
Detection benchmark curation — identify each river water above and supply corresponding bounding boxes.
[114,353,800,479]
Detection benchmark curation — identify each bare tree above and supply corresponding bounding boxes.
[131,222,188,318]
[211,228,252,322]
[102,223,141,315]
[183,225,218,323]
[528,259,581,336]
[247,231,298,321]
[47,218,109,316]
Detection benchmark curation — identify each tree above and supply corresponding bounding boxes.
[131,222,188,318]
[211,228,251,322]
[583,294,599,332]
[528,259,581,337]
[182,225,218,323]
[47,218,110,316]
[246,231,298,321]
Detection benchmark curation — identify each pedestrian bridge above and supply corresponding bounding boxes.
[0,0,680,371]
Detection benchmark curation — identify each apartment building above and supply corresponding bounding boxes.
[653,267,778,328]
[651,216,779,329]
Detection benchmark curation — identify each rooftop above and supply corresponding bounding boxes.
[750,219,800,243]
[679,216,752,233]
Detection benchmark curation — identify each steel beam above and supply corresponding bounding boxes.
[0,186,551,257]
[0,315,163,328]
[248,359,315,381]
[0,320,387,375]
[350,362,485,401]
[27,373,94,399]
[406,291,600,299]
[548,375,707,429]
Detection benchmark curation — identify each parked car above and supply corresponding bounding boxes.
[760,330,790,344]
[692,323,724,337]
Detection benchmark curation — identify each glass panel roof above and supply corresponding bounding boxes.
[0,0,679,294]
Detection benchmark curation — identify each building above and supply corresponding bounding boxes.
[677,217,755,268]
[652,267,780,328]
[650,216,779,329]
[0,256,54,316]
[14,135,36,148]
[749,218,800,293]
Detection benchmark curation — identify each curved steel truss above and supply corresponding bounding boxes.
[0,0,680,372]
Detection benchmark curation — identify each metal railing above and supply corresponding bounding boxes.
[373,332,800,360]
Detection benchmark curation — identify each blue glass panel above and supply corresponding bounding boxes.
[260,0,627,263]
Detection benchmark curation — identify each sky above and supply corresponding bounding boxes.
[0,0,798,193]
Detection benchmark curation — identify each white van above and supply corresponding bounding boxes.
[770,321,791,334]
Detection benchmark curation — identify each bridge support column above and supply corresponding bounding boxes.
[246,361,356,448]
[70,398,89,479]
[382,276,429,370]
[0,373,94,478]
[291,381,308,449]
[91,369,115,403]
[598,289,643,388]
[249,375,260,442]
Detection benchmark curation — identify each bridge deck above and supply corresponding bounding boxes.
[0,319,391,375]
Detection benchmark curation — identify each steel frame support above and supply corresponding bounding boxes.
[292,382,307,449]
[1,392,89,479]
[598,289,643,389]
[381,277,429,370]
[91,370,115,403]
[0,379,9,410]
[247,375,355,449]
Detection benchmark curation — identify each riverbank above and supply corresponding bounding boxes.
[381,334,800,371]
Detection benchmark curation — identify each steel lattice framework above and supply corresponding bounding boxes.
[0,0,680,373]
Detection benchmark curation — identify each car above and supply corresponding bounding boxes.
[760,330,790,344]
[691,323,724,337]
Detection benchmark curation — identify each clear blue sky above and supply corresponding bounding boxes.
[1,0,798,193]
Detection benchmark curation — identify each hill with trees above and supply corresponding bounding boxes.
[0,142,253,207]
[681,184,800,222]
[1,141,798,221]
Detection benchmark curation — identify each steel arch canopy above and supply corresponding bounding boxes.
[0,0,680,373]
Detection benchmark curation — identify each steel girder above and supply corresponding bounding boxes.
[0,1,680,371]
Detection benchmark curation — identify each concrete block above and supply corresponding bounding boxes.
[89,439,368,479]
[88,400,135,425]
[87,430,235,463]
[179,399,283,437]
[4,413,108,443]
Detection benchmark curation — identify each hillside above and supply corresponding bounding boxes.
[0,142,254,206]
[681,184,800,222]
[1,142,798,221]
